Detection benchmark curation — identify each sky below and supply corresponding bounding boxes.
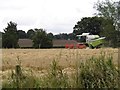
[0,0,106,35]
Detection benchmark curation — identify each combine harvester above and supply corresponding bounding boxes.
[76,33,105,49]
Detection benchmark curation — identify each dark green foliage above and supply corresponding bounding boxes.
[94,0,120,47]
[2,21,19,48]
[54,33,76,40]
[2,23,53,48]
[17,30,27,39]
[100,18,118,47]
[47,33,54,40]
[32,28,53,48]
[94,0,120,30]
[68,33,76,40]
[54,33,68,40]
[73,17,104,35]
[27,29,35,39]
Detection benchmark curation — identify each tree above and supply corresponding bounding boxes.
[17,30,27,39]
[60,33,68,40]
[32,28,53,48]
[73,17,104,35]
[27,29,35,39]
[2,21,18,48]
[47,33,54,39]
[94,0,120,30]
[54,34,61,39]
[100,19,117,47]
[54,33,69,40]
[94,0,120,47]
[68,33,76,40]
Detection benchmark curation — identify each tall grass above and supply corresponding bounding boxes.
[2,52,119,88]
[73,53,119,88]
[39,60,69,88]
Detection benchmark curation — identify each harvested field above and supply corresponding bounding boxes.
[2,48,118,71]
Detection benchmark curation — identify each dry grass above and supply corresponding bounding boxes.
[1,48,119,88]
[2,48,118,71]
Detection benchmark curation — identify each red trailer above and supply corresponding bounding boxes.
[76,43,86,49]
[65,43,86,49]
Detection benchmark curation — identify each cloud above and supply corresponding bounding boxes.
[0,0,99,34]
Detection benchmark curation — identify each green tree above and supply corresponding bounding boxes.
[32,28,53,48]
[94,0,120,30]
[47,32,54,40]
[54,33,69,40]
[60,33,68,40]
[27,29,35,39]
[68,33,76,40]
[94,0,120,47]
[100,19,117,47]
[18,30,27,39]
[73,17,104,35]
[2,21,18,48]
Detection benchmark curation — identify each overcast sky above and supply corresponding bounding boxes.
[0,0,107,34]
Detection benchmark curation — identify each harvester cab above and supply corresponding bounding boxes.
[76,33,105,49]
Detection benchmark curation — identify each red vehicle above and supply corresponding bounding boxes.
[65,44,74,49]
[69,44,74,49]
[65,44,69,48]
[65,43,86,49]
[76,43,86,49]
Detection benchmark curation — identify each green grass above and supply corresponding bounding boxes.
[73,53,119,88]
[2,52,120,88]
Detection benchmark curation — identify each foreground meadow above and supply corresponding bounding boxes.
[1,48,119,88]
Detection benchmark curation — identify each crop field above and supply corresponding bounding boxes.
[2,48,118,70]
[1,48,119,88]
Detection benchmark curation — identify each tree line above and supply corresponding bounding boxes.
[1,21,76,48]
[1,0,120,48]
[2,22,52,48]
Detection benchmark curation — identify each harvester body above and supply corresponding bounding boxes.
[77,33,105,48]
